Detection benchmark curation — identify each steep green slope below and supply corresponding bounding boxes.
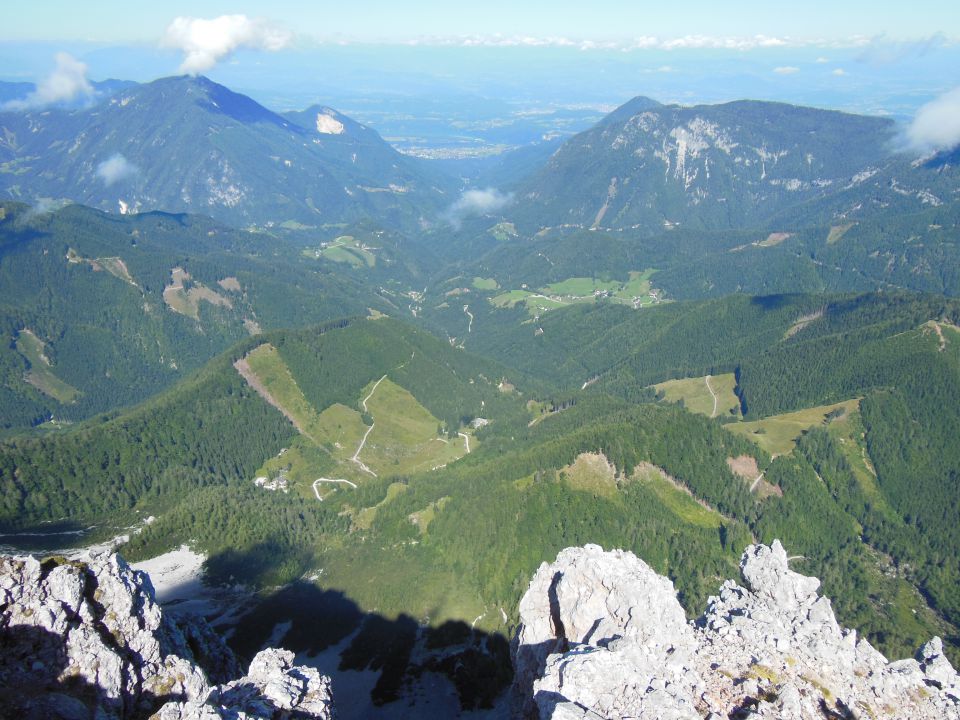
[452,291,960,640]
[0,202,388,431]
[0,304,956,667]
[0,317,527,533]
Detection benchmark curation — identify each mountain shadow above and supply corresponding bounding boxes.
[216,546,513,711]
[0,623,187,720]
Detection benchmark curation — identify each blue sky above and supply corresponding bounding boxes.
[3,1,958,43]
[1,2,957,124]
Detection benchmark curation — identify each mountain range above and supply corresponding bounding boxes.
[1,70,959,715]
[0,76,453,229]
[510,95,920,232]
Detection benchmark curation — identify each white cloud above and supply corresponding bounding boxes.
[816,56,830,63]
[907,87,960,153]
[446,188,513,228]
[163,15,292,74]
[398,33,831,52]
[3,52,93,110]
[661,34,790,50]
[832,68,847,76]
[774,66,800,74]
[96,154,138,186]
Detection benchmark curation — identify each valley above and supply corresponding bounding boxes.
[1,61,959,717]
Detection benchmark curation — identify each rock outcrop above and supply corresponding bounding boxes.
[514,542,960,719]
[0,551,334,720]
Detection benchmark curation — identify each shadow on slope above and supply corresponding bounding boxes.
[218,555,512,711]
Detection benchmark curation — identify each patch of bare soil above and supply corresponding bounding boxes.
[233,354,305,435]
[727,455,760,480]
[785,306,826,339]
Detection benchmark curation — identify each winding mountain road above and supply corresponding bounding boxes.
[312,478,358,501]
[351,374,387,477]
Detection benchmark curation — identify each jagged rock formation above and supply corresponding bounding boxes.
[514,541,960,719]
[0,551,333,720]
[155,648,334,720]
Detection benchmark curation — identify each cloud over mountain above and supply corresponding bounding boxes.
[446,188,514,228]
[96,154,138,186]
[163,15,292,74]
[3,52,92,110]
[908,87,960,153]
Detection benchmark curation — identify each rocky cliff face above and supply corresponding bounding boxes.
[514,541,960,719]
[0,551,333,720]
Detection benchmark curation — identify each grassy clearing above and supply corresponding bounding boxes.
[408,496,451,535]
[162,267,232,319]
[757,232,792,247]
[631,463,723,529]
[66,248,138,286]
[354,482,408,531]
[218,276,242,292]
[827,223,856,244]
[323,245,366,267]
[309,236,377,268]
[559,452,618,498]
[254,439,340,498]
[490,222,518,241]
[542,277,620,296]
[16,329,80,404]
[245,347,368,474]
[362,379,472,476]
[489,270,662,317]
[612,269,656,305]
[242,349,473,492]
[653,373,740,419]
[490,289,532,308]
[472,277,499,291]
[245,344,327,442]
[826,407,885,506]
[726,399,860,456]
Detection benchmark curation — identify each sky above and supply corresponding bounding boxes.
[1,2,958,141]
[3,0,958,44]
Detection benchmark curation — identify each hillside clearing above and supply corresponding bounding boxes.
[826,223,856,244]
[560,452,618,497]
[16,329,80,404]
[653,372,740,419]
[360,378,471,476]
[725,399,859,456]
[163,267,232,319]
[630,463,724,529]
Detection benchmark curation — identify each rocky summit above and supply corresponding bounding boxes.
[0,552,333,720]
[513,541,960,719]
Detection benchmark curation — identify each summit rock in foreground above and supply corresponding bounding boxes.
[513,541,960,719]
[0,552,334,720]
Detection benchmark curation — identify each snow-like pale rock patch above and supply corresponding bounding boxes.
[131,544,206,604]
[316,112,345,135]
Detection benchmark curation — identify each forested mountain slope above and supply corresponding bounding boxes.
[510,96,896,233]
[0,201,389,431]
[1,302,957,669]
[0,75,453,229]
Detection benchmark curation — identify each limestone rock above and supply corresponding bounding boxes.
[514,541,960,720]
[156,648,335,720]
[0,551,334,720]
